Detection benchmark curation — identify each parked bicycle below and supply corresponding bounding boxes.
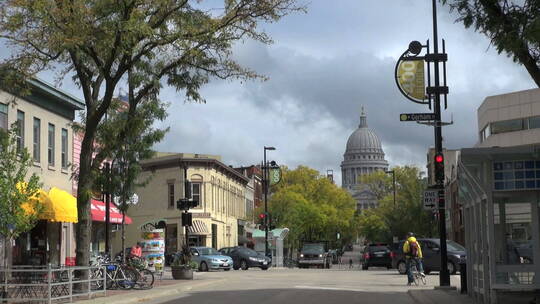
[126,256,154,289]
[90,253,137,290]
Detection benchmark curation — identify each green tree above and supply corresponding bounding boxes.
[0,0,304,266]
[0,126,42,267]
[268,166,357,253]
[359,166,437,243]
[91,93,169,257]
[442,0,540,86]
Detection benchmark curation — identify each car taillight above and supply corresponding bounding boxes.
[390,252,396,259]
[363,253,370,259]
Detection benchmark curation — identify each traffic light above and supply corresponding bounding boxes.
[182,212,193,227]
[434,153,445,184]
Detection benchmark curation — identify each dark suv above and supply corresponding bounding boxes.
[361,243,392,270]
[219,246,271,270]
[391,238,466,275]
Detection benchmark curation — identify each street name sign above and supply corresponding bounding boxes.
[423,190,438,210]
[400,113,437,121]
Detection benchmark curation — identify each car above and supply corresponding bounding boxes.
[360,243,392,270]
[189,247,233,272]
[328,249,339,264]
[391,238,466,275]
[218,246,271,270]
[297,242,332,269]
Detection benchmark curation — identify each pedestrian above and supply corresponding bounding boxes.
[403,232,424,286]
[349,258,353,269]
[131,242,143,259]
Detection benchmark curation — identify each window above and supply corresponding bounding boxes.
[33,118,40,162]
[16,110,24,152]
[48,124,55,166]
[529,116,540,129]
[61,128,68,168]
[491,118,524,134]
[168,183,174,208]
[192,182,201,206]
[0,103,7,130]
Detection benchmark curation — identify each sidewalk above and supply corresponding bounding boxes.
[74,271,222,304]
[408,288,475,304]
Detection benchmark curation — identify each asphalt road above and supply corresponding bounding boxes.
[154,266,461,304]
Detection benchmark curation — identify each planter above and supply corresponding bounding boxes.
[171,266,193,280]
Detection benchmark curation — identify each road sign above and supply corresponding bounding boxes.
[423,190,438,210]
[400,113,437,121]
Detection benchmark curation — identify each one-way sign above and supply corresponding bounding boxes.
[400,113,437,121]
[423,190,438,210]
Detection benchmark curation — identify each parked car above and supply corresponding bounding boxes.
[360,243,392,270]
[219,246,271,270]
[391,238,466,275]
[189,247,233,272]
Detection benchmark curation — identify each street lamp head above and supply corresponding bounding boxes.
[264,146,276,151]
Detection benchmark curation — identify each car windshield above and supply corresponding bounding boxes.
[432,240,466,251]
[302,244,324,253]
[240,248,258,256]
[199,248,219,255]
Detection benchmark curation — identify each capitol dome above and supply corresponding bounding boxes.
[341,108,388,211]
[345,115,383,154]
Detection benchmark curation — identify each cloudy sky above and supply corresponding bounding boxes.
[37,1,536,185]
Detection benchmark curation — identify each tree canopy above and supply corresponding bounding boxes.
[0,126,42,266]
[0,0,304,265]
[267,166,358,251]
[358,166,438,243]
[442,0,540,86]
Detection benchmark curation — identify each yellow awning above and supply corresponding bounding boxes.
[22,187,78,223]
[45,187,78,223]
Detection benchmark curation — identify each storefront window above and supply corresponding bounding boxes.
[493,201,532,265]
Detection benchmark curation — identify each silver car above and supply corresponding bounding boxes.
[190,247,233,272]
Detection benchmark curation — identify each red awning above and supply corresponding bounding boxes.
[90,199,132,224]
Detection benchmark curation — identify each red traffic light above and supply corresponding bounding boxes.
[435,154,444,163]
[259,213,265,219]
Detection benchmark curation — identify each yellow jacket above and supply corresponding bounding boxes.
[403,236,423,258]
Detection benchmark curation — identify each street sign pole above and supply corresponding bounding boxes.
[431,0,450,287]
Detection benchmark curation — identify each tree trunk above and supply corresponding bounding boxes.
[75,132,96,267]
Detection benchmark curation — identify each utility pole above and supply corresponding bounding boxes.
[105,162,111,255]
[431,0,450,287]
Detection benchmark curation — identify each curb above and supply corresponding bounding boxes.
[407,290,430,304]
[75,278,224,304]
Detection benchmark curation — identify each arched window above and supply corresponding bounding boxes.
[190,174,203,208]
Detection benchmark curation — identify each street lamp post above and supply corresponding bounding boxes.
[263,146,275,258]
[385,170,396,207]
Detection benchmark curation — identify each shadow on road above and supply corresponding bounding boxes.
[160,288,415,304]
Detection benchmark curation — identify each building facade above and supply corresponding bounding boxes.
[0,78,84,266]
[477,88,540,148]
[341,109,388,211]
[114,153,249,258]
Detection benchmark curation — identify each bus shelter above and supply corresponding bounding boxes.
[459,145,540,304]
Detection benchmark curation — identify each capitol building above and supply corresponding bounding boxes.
[341,109,388,212]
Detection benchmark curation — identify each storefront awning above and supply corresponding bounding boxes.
[45,187,78,223]
[188,220,209,235]
[23,186,78,223]
[91,199,132,224]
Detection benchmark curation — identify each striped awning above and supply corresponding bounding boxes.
[188,220,209,235]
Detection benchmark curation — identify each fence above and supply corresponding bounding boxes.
[0,265,106,303]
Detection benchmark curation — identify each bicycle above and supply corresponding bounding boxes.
[410,259,426,286]
[127,256,154,290]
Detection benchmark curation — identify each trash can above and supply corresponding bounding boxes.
[459,262,467,294]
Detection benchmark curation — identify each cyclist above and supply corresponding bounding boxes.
[403,232,424,286]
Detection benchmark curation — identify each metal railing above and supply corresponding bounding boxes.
[0,265,106,303]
